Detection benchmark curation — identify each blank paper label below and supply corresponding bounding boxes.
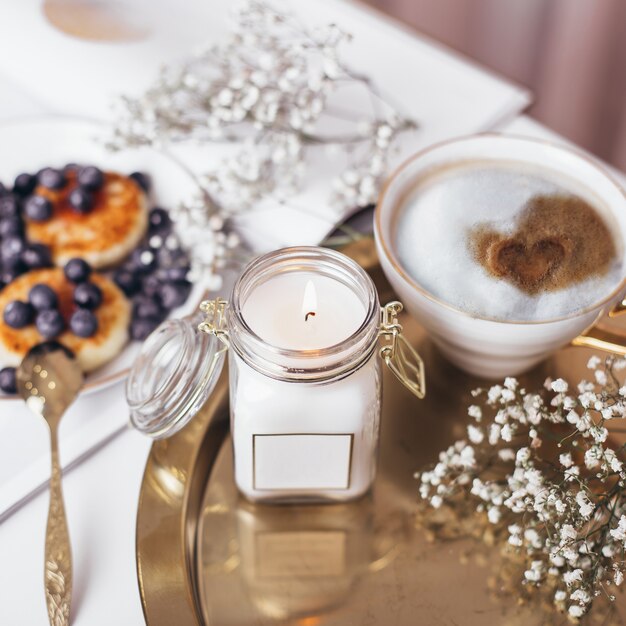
[253,433,353,490]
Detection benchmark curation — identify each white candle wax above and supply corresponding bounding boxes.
[241,273,366,350]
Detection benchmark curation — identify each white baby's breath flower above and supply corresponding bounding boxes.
[500,388,516,403]
[467,405,482,421]
[516,447,531,465]
[563,568,583,586]
[467,425,483,444]
[610,515,626,542]
[568,604,584,618]
[488,385,503,404]
[601,406,614,420]
[570,589,590,605]
[602,543,616,558]
[504,377,518,391]
[615,569,624,586]
[589,425,608,444]
[587,356,601,370]
[488,424,501,446]
[498,448,515,462]
[551,379,569,393]
[560,524,577,544]
[563,396,577,410]
[595,369,608,385]
[524,560,544,582]
[500,423,514,442]
[559,452,573,468]
[430,495,443,509]
[584,446,602,470]
[576,491,594,519]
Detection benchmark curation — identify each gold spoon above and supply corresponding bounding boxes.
[17,342,84,626]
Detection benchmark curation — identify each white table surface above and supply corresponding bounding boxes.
[0,1,543,624]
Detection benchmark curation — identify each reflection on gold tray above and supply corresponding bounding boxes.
[136,238,626,626]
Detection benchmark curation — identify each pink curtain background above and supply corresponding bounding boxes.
[365,0,626,170]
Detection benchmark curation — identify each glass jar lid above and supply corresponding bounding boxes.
[126,312,225,439]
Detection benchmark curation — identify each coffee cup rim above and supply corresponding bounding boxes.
[375,132,626,326]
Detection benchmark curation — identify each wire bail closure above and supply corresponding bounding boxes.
[379,301,426,399]
[199,298,230,347]
[197,298,426,400]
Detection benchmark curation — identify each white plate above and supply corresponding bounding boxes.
[0,116,204,401]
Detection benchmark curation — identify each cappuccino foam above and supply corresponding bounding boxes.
[394,161,623,321]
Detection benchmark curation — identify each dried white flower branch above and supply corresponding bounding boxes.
[110,0,416,216]
[417,355,626,621]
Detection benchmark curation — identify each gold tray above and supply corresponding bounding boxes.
[136,239,626,626]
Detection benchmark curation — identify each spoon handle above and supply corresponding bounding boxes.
[44,426,72,626]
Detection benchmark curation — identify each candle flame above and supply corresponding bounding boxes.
[302,280,317,322]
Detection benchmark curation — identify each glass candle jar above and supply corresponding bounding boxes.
[127,246,425,503]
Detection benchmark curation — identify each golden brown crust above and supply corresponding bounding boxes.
[25,171,148,268]
[0,268,130,371]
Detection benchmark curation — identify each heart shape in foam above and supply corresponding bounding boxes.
[470,194,617,296]
[488,237,568,292]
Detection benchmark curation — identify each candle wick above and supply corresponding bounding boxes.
[305,311,316,322]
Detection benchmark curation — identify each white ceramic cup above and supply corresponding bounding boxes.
[375,134,626,378]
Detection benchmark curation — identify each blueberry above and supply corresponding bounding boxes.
[141,274,161,298]
[130,246,157,274]
[73,282,102,309]
[68,187,93,214]
[0,367,17,394]
[21,243,52,269]
[158,280,192,310]
[64,258,91,284]
[12,173,36,197]
[77,166,104,191]
[130,315,161,341]
[132,294,164,320]
[0,195,20,219]
[28,284,58,311]
[38,167,66,190]
[24,195,53,222]
[3,300,34,328]
[1,262,26,285]
[36,309,65,338]
[70,308,98,338]
[148,207,171,233]
[113,269,141,296]
[1,236,26,262]
[0,216,23,238]
[64,163,80,173]
[129,171,150,193]
[0,182,6,197]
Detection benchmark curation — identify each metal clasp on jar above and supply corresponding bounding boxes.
[379,302,426,399]
[198,298,230,347]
